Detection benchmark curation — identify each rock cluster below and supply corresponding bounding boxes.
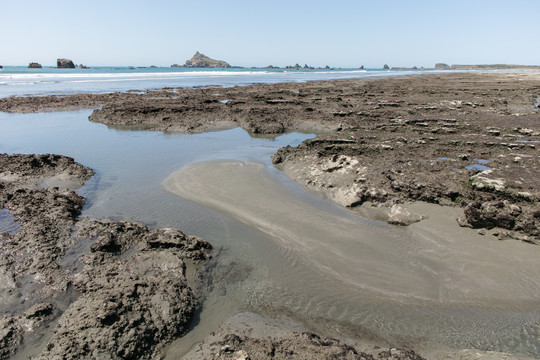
[28,62,42,68]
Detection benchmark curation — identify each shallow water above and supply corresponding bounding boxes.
[0,208,20,235]
[1,111,539,358]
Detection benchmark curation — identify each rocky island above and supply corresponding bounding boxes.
[27,62,42,69]
[171,51,232,68]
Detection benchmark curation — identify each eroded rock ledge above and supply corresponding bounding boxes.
[0,153,212,359]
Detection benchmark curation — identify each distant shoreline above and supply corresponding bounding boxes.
[1,64,540,71]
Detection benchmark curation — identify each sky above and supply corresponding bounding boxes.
[1,0,539,68]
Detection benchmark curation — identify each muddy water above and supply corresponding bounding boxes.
[1,111,539,358]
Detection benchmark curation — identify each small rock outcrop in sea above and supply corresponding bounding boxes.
[383,64,390,70]
[0,65,3,69]
[57,58,75,68]
[28,62,42,68]
[434,63,451,70]
[175,51,232,68]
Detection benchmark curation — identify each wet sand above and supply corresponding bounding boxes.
[163,160,540,357]
[164,160,540,305]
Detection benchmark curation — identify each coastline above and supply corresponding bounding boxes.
[1,71,540,358]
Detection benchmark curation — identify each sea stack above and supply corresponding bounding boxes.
[28,62,42,69]
[180,52,232,68]
[434,63,451,70]
[383,64,390,70]
[57,58,76,68]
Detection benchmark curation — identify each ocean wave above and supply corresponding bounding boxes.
[0,71,274,81]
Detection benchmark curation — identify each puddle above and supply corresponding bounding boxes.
[56,235,97,272]
[219,99,230,104]
[435,157,453,161]
[466,164,491,171]
[473,158,490,164]
[515,140,540,143]
[0,208,21,235]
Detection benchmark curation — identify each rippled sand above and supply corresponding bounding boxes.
[164,160,540,356]
[165,160,540,305]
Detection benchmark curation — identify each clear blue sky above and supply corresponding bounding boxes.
[2,0,538,68]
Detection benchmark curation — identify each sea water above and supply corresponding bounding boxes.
[0,66,429,98]
[0,111,539,358]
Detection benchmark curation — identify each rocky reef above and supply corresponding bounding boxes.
[27,62,42,69]
[0,153,212,359]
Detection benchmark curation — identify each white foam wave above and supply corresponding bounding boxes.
[0,71,273,81]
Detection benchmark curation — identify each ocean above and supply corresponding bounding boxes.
[0,65,430,98]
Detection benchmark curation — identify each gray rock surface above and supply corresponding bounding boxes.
[387,205,425,226]
[0,153,212,358]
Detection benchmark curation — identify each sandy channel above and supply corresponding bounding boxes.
[164,160,540,307]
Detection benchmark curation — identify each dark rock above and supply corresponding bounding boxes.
[383,64,390,70]
[0,316,23,359]
[28,62,42,69]
[460,201,517,230]
[57,58,75,68]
